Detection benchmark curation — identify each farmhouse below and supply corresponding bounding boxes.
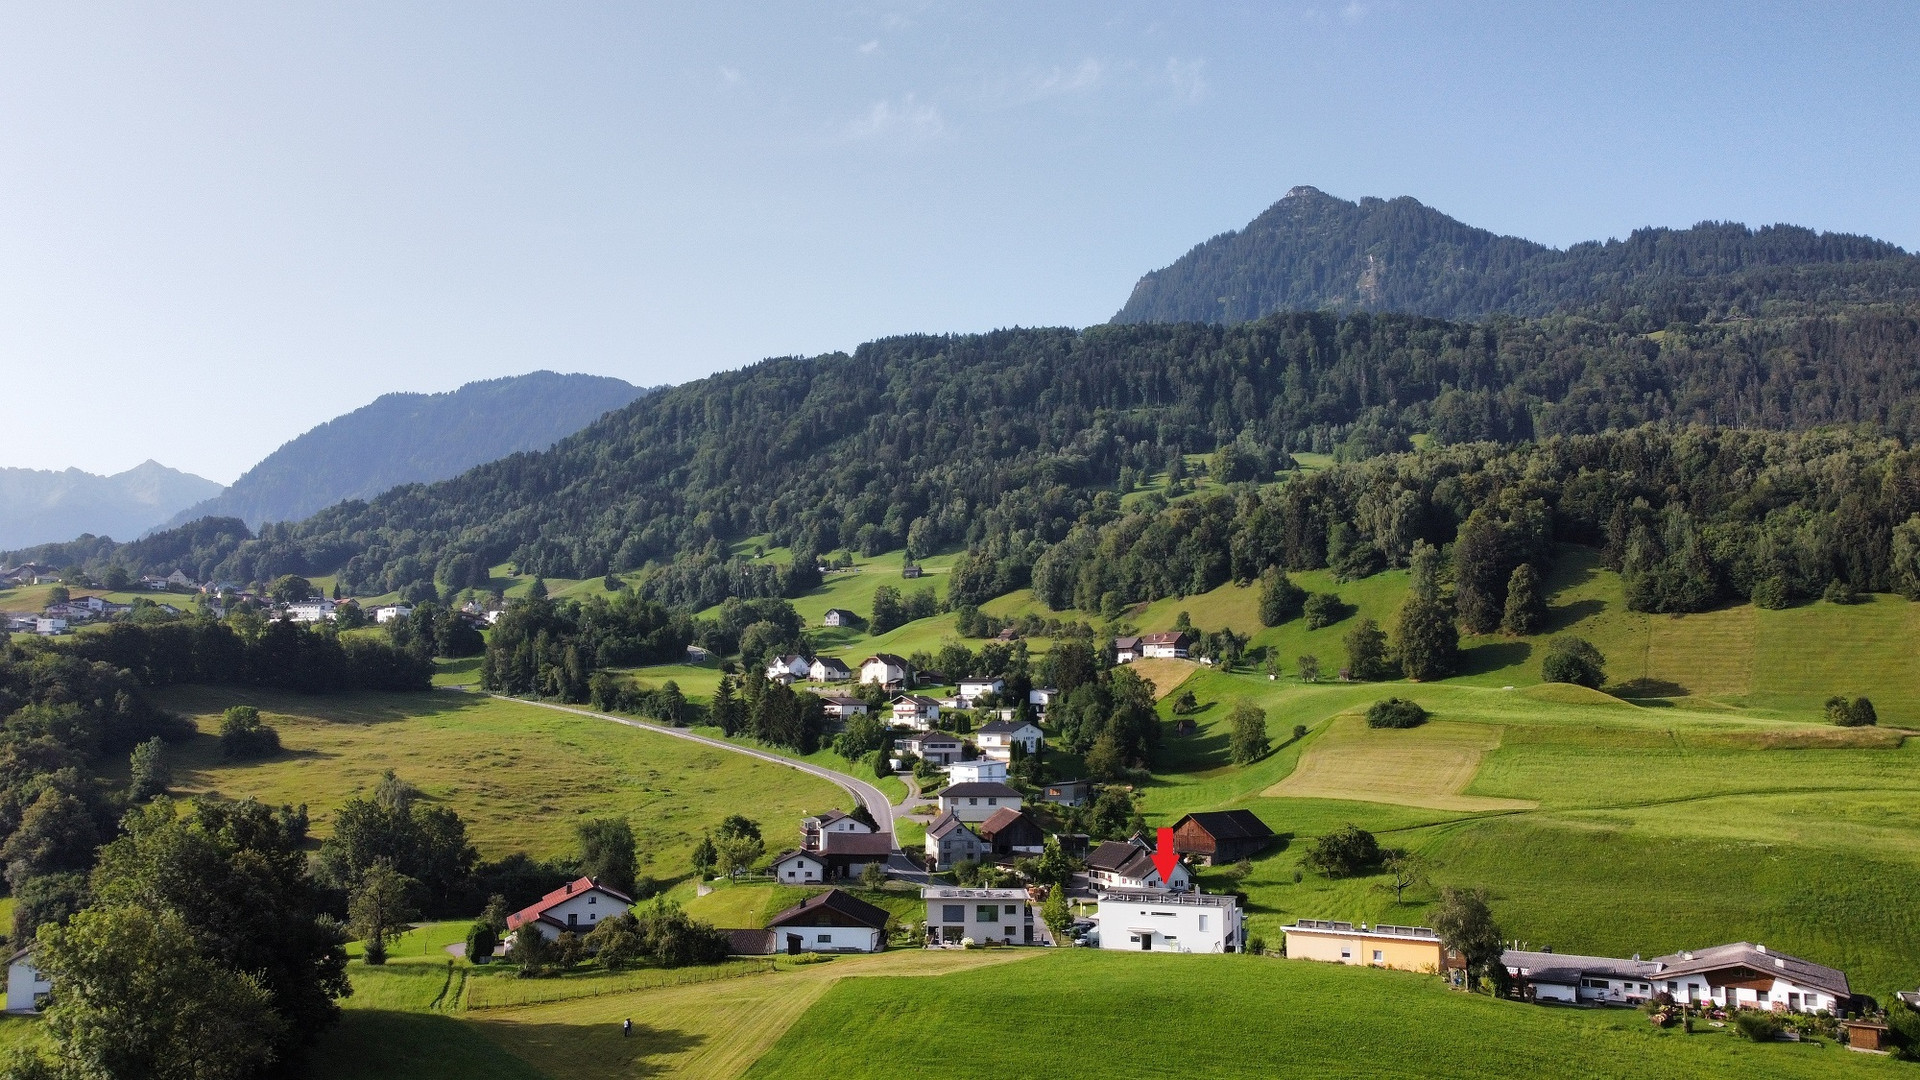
[859,654,911,690]
[938,781,1023,823]
[1281,919,1449,974]
[821,608,857,628]
[977,807,1046,856]
[1170,810,1274,864]
[1085,836,1192,891]
[766,889,891,954]
[1096,889,1242,953]
[801,808,874,850]
[925,811,987,870]
[889,694,942,731]
[6,948,50,1013]
[1139,631,1191,659]
[765,654,812,682]
[808,656,852,683]
[899,732,963,766]
[947,759,1007,784]
[1503,942,1850,1013]
[923,886,1034,946]
[820,695,869,722]
[1113,636,1143,664]
[975,718,1043,762]
[286,599,336,623]
[506,877,634,941]
[813,830,893,879]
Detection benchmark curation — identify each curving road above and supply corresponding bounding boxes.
[483,692,930,881]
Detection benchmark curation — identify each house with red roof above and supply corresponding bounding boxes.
[505,877,634,941]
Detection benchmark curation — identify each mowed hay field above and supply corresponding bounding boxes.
[747,951,1904,1080]
[156,687,849,877]
[305,949,1039,1080]
[1264,713,1535,812]
[1137,670,1920,995]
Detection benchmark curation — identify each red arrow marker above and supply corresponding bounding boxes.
[1151,826,1179,884]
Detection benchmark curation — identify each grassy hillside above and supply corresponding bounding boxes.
[749,951,1902,1080]
[153,687,848,880]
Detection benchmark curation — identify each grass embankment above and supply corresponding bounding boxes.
[155,688,848,878]
[306,948,1035,1080]
[747,951,1902,1080]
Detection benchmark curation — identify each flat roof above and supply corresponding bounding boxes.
[1283,920,1441,942]
[921,887,1031,900]
[1097,889,1239,908]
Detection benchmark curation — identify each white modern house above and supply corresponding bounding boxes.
[936,781,1022,823]
[923,886,1035,946]
[5,949,50,1013]
[955,677,1005,705]
[859,653,911,690]
[505,877,634,941]
[1028,687,1061,716]
[820,695,870,722]
[286,599,337,623]
[1095,889,1242,953]
[975,718,1043,762]
[766,890,890,954]
[947,759,1008,784]
[373,604,413,624]
[32,618,67,635]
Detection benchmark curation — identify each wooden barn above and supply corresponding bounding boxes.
[1171,810,1274,865]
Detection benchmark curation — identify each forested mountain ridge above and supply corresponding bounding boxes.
[1113,185,1920,326]
[0,460,222,550]
[162,371,651,530]
[22,300,1920,599]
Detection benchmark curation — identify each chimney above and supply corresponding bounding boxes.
[1756,944,1767,953]
[1775,958,1786,969]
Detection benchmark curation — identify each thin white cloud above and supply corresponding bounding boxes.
[1166,57,1208,102]
[845,93,946,142]
[1342,1,1371,22]
[718,66,742,85]
[1030,58,1103,98]
[859,39,880,55]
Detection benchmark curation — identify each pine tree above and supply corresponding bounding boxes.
[1500,562,1546,635]
[1395,541,1459,681]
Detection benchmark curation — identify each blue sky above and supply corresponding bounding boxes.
[3,2,1916,482]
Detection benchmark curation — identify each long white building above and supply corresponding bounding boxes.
[1095,889,1242,953]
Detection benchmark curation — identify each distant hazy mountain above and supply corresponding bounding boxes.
[1113,185,1920,325]
[0,461,222,550]
[166,371,651,529]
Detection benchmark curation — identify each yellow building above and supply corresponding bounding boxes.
[1281,919,1447,973]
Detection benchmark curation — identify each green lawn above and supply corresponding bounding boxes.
[747,950,1903,1080]
[155,687,848,881]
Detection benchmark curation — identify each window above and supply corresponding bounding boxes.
[976,905,998,923]
[1756,991,1768,1004]
[1004,927,1014,938]
[818,933,831,944]
[1004,905,1017,915]
[1199,915,1208,932]
[1340,948,1351,960]
[588,896,597,905]
[969,798,978,805]
[987,798,998,805]
[1372,950,1383,963]
[943,905,964,923]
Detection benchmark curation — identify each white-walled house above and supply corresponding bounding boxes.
[286,599,337,623]
[771,849,828,885]
[936,781,1022,824]
[923,886,1035,946]
[809,656,852,683]
[889,695,941,731]
[955,677,1005,705]
[765,654,812,682]
[766,889,890,953]
[820,695,869,722]
[374,604,413,624]
[1028,687,1060,716]
[33,618,67,635]
[975,719,1043,762]
[6,948,50,1013]
[1505,942,1850,1013]
[947,759,1008,784]
[1113,637,1143,664]
[506,877,634,941]
[802,809,874,850]
[1085,837,1192,891]
[1096,889,1241,953]
[925,811,987,870]
[899,732,963,766]
[1139,631,1191,659]
[821,608,857,628]
[859,654,911,690]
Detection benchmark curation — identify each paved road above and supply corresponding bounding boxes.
[485,693,930,882]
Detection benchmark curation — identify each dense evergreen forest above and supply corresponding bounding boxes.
[16,301,1920,604]
[1113,186,1920,326]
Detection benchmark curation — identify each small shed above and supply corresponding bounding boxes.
[1843,1020,1891,1053]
